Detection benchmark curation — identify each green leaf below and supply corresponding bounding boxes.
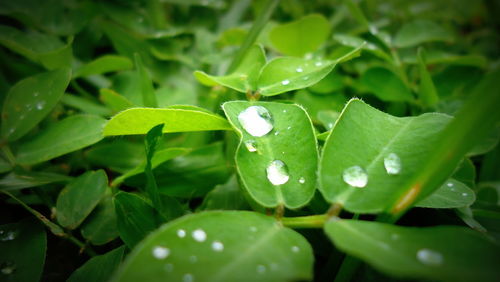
[333,34,392,62]
[80,194,119,245]
[61,94,112,116]
[319,99,451,213]
[199,175,250,211]
[0,218,47,282]
[269,14,330,57]
[416,179,475,208]
[222,101,318,208]
[144,124,164,213]
[194,44,266,93]
[360,67,414,102]
[74,55,133,78]
[112,211,313,282]
[103,107,232,136]
[85,140,144,173]
[324,220,500,281]
[16,114,107,165]
[394,20,453,48]
[99,89,134,113]
[417,48,439,107]
[135,53,158,108]
[1,68,71,142]
[113,191,162,248]
[56,170,108,229]
[0,170,72,191]
[67,246,126,282]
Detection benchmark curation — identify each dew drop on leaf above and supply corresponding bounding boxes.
[299,177,305,184]
[177,229,186,238]
[0,262,16,275]
[256,264,266,274]
[342,166,368,188]
[416,248,443,266]
[237,106,273,137]
[152,246,170,259]
[33,92,39,97]
[0,230,17,241]
[462,192,468,197]
[266,160,290,185]
[447,182,454,187]
[281,80,290,85]
[384,153,402,175]
[291,246,300,253]
[211,241,224,252]
[36,101,46,110]
[244,140,258,152]
[192,229,207,242]
[183,273,194,282]
[315,61,323,67]
[296,67,303,73]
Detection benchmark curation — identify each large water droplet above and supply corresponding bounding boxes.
[266,160,290,185]
[183,273,194,282]
[36,101,46,110]
[192,229,207,242]
[244,140,258,152]
[384,153,402,175]
[342,166,368,188]
[281,80,290,85]
[0,262,16,275]
[212,241,224,252]
[152,246,170,259]
[237,106,273,137]
[177,229,186,238]
[416,248,443,266]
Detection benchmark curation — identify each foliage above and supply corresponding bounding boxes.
[0,0,499,281]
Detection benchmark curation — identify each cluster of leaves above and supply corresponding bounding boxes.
[1,0,500,281]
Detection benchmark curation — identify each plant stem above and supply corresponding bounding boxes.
[327,203,343,217]
[226,0,279,73]
[0,145,16,166]
[281,214,328,228]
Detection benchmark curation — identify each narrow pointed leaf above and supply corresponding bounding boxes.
[74,55,133,78]
[417,48,439,107]
[144,124,164,213]
[319,99,451,213]
[67,246,126,282]
[416,178,475,209]
[135,53,157,107]
[112,211,313,282]
[222,101,318,208]
[324,220,500,281]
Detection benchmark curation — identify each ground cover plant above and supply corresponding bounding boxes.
[1,0,500,281]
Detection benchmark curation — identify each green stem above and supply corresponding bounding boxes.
[281,214,327,228]
[1,145,16,166]
[226,0,279,73]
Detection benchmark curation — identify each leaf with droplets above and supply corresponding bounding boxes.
[319,99,452,213]
[416,179,475,209]
[112,211,313,282]
[67,246,125,282]
[103,107,232,136]
[222,101,318,208]
[1,68,71,142]
[324,220,500,281]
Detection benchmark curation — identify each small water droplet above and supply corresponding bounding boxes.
[274,131,279,136]
[189,255,197,263]
[250,226,257,232]
[192,229,207,242]
[152,246,170,259]
[282,110,287,113]
[177,229,186,238]
[291,246,300,253]
[212,241,224,252]
[256,265,266,274]
[327,123,334,129]
[183,273,194,282]
[164,263,174,272]
[462,193,468,197]
[315,61,323,67]
[298,177,305,184]
[36,101,46,110]
[296,67,303,73]
[369,25,379,34]
[342,166,368,188]
[33,92,39,97]
[384,153,402,175]
[0,262,16,275]
[446,182,454,187]
[287,126,291,130]
[244,140,258,152]
[266,160,290,185]
[0,230,17,241]
[237,106,274,137]
[281,80,290,85]
[416,249,443,266]
[302,76,309,80]
[391,233,400,240]
[305,53,313,60]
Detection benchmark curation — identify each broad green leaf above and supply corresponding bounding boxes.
[16,114,107,165]
[1,68,71,142]
[199,175,250,211]
[222,101,318,208]
[324,220,500,281]
[61,94,112,116]
[0,218,46,282]
[416,179,475,208]
[0,171,72,191]
[394,20,453,48]
[269,14,330,57]
[360,67,414,102]
[319,99,451,213]
[74,55,133,78]
[103,107,232,136]
[85,140,144,173]
[80,194,119,245]
[194,45,266,93]
[135,53,157,108]
[56,170,108,229]
[112,211,314,282]
[67,246,125,282]
[417,48,439,107]
[99,89,134,113]
[114,192,162,248]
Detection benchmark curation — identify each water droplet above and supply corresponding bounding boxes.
[462,192,468,197]
[212,241,224,252]
[287,126,291,130]
[446,182,454,187]
[250,226,257,232]
[189,255,197,263]
[237,106,273,137]
[342,166,368,188]
[274,131,279,136]
[177,229,186,238]
[302,76,309,80]
[266,160,290,185]
[183,273,194,282]
[282,110,287,113]
[36,101,46,110]
[305,53,313,60]
[296,67,303,73]
[33,92,39,97]
[0,230,17,241]
[416,249,443,266]
[192,229,207,242]
[291,246,300,253]
[369,25,379,34]
[244,140,258,152]
[298,177,305,184]
[164,263,174,272]
[327,123,334,129]
[0,262,16,275]
[256,265,266,274]
[384,153,402,175]
[281,80,290,85]
[152,246,170,259]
